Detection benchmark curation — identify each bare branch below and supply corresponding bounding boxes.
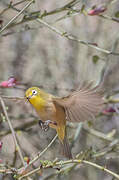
[18,158,119,179]
[0,97,25,166]
[36,18,119,56]
[18,134,58,173]
[0,0,34,34]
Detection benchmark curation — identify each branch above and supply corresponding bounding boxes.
[18,159,119,179]
[1,1,119,55]
[0,97,33,180]
[0,0,28,16]
[18,134,58,173]
[0,96,25,100]
[29,134,58,166]
[99,14,119,23]
[36,18,119,56]
[83,124,115,142]
[0,168,15,174]
[105,97,119,104]
[0,119,38,137]
[0,97,25,166]
[0,0,34,34]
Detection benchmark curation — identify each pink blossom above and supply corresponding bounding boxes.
[0,77,17,88]
[88,6,107,16]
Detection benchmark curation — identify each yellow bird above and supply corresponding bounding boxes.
[25,82,104,159]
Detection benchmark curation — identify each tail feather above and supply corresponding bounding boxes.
[61,136,72,159]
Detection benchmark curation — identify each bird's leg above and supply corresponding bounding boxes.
[39,120,57,132]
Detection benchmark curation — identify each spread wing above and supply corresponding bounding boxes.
[53,82,105,122]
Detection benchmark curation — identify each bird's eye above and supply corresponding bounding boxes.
[32,90,37,95]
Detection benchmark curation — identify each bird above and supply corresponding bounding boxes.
[25,82,104,159]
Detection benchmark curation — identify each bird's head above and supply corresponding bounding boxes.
[25,87,48,109]
[25,87,40,101]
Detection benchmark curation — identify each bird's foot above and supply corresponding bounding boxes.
[39,120,57,132]
[39,120,49,131]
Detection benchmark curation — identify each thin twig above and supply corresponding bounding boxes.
[29,134,58,165]
[12,0,28,7]
[18,134,58,173]
[70,123,83,148]
[2,0,119,55]
[0,0,34,34]
[0,0,80,22]
[83,124,115,142]
[0,96,25,100]
[18,158,119,179]
[0,168,13,174]
[0,119,38,137]
[0,97,33,179]
[92,139,119,158]
[0,97,25,166]
[106,97,119,104]
[99,14,119,23]
[36,18,119,56]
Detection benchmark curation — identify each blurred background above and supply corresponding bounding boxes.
[0,0,119,179]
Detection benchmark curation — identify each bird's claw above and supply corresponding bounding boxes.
[39,120,57,132]
[43,124,49,132]
[44,120,52,126]
[39,120,49,132]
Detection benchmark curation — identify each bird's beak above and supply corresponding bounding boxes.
[26,94,33,101]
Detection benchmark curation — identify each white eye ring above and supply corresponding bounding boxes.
[32,90,37,95]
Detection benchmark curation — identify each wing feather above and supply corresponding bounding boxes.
[53,82,105,122]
